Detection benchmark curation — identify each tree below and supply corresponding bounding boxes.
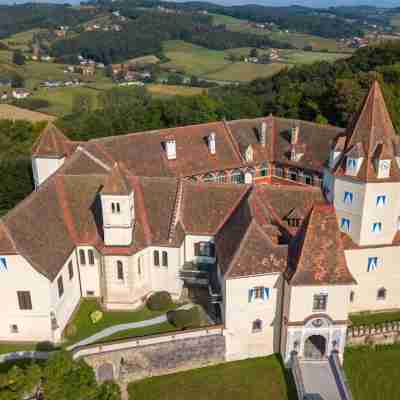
[249,48,259,58]
[72,93,94,114]
[12,50,25,66]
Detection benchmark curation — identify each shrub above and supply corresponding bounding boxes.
[65,323,77,338]
[90,310,103,324]
[146,291,173,311]
[167,307,201,329]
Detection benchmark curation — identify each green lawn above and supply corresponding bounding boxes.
[350,310,400,327]
[64,299,177,345]
[344,344,400,400]
[128,354,296,400]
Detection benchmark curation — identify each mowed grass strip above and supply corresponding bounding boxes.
[344,344,400,400]
[128,355,296,400]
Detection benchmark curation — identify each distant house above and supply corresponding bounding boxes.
[12,88,31,99]
[0,79,11,87]
[80,65,96,76]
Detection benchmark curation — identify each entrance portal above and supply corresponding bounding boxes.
[304,335,326,360]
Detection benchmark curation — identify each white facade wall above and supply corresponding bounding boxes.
[50,252,82,340]
[32,157,65,188]
[223,273,283,361]
[345,245,400,313]
[77,246,101,297]
[0,255,52,341]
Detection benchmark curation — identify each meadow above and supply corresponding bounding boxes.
[161,40,349,83]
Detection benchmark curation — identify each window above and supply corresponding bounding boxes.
[313,294,328,311]
[231,170,244,184]
[350,291,355,303]
[367,257,379,272]
[397,216,400,231]
[376,195,387,207]
[288,168,298,181]
[117,261,124,281]
[0,256,7,272]
[377,288,387,301]
[86,290,95,296]
[68,261,74,280]
[288,218,301,228]
[347,158,357,169]
[17,291,32,310]
[153,250,160,266]
[341,218,350,232]
[248,287,270,302]
[304,174,313,185]
[203,173,215,183]
[260,164,269,177]
[343,191,353,204]
[111,202,121,213]
[88,250,95,265]
[252,319,263,333]
[274,166,284,177]
[116,203,121,213]
[57,276,64,298]
[216,172,227,184]
[138,257,142,277]
[195,242,215,258]
[372,222,382,234]
[162,251,168,267]
[10,324,18,334]
[79,249,86,265]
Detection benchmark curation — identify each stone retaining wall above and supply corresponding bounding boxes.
[347,322,400,347]
[79,327,225,383]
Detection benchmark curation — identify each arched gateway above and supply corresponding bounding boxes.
[304,335,326,360]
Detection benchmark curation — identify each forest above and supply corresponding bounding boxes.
[50,11,293,64]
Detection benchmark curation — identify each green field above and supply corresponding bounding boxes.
[162,40,348,82]
[0,29,46,51]
[128,355,296,400]
[349,310,400,327]
[211,13,352,53]
[344,344,400,400]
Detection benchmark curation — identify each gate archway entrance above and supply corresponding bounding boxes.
[304,335,326,360]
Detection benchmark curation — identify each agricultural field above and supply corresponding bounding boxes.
[161,40,348,83]
[147,84,205,98]
[0,29,46,51]
[211,13,352,53]
[128,355,296,400]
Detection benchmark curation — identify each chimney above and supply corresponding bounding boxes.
[260,121,267,147]
[291,124,300,145]
[208,132,216,155]
[165,137,176,160]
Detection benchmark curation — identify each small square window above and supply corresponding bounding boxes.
[10,324,18,333]
[252,319,262,333]
[313,294,328,311]
[86,290,95,296]
[377,288,387,301]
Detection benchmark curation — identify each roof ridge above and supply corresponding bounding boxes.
[168,178,184,243]
[0,219,18,254]
[77,146,111,172]
[223,119,245,163]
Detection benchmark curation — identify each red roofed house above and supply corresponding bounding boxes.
[0,82,398,367]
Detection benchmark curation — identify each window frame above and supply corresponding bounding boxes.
[313,293,328,312]
[17,291,32,310]
[162,251,168,267]
[88,250,95,265]
[153,250,160,266]
[372,222,382,234]
[79,249,86,265]
[376,195,387,207]
[68,261,74,280]
[343,191,353,204]
[117,260,124,281]
[57,276,64,298]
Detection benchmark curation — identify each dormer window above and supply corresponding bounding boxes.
[376,160,391,179]
[245,145,253,162]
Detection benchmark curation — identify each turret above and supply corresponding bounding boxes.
[31,123,73,188]
[100,163,134,246]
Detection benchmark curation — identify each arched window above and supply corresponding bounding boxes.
[260,163,269,177]
[88,249,95,265]
[116,203,121,213]
[117,261,124,281]
[79,249,86,265]
[252,319,262,333]
[203,173,215,183]
[216,172,227,184]
[231,170,244,184]
[377,287,387,301]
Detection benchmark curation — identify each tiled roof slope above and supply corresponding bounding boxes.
[59,117,343,178]
[334,81,400,182]
[32,122,76,157]
[0,222,18,255]
[102,163,132,195]
[288,204,356,286]
[217,189,288,278]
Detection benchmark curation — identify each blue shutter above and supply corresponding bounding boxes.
[0,257,7,272]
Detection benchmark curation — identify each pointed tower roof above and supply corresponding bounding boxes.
[288,204,356,286]
[32,122,73,158]
[101,163,132,195]
[334,81,400,181]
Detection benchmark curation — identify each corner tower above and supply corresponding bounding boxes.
[31,123,73,188]
[325,81,400,246]
[101,163,134,246]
